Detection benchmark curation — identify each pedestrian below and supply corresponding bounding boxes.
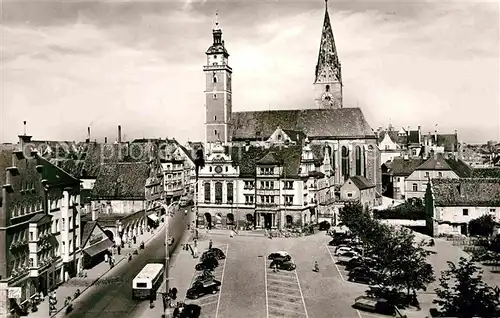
[149,298,154,309]
[195,229,199,240]
[133,235,137,245]
[209,239,213,250]
[193,245,198,258]
[193,238,197,248]
[117,245,121,255]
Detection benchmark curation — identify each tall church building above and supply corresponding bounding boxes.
[204,14,233,153]
[314,1,343,109]
[200,1,382,228]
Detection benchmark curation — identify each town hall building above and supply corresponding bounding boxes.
[198,1,382,229]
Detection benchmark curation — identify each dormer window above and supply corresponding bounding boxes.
[278,134,282,141]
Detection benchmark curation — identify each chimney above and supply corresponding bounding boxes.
[91,208,98,221]
[87,127,91,142]
[104,137,108,144]
[118,125,122,143]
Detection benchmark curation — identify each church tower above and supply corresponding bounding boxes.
[314,0,343,109]
[204,13,233,153]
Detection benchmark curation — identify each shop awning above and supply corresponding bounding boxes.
[83,239,114,257]
[148,214,159,222]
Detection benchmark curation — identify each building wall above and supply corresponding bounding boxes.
[205,63,232,145]
[92,200,145,215]
[340,181,360,201]
[406,170,459,199]
[392,175,408,200]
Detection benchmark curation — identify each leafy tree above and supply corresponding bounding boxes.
[434,257,500,317]
[468,215,495,237]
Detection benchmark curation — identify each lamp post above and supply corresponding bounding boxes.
[160,201,173,318]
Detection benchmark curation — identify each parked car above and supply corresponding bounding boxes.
[353,296,395,315]
[345,257,376,272]
[337,251,360,264]
[200,252,218,263]
[186,279,221,300]
[176,304,201,318]
[348,267,378,284]
[269,260,297,271]
[194,271,215,283]
[335,247,357,256]
[207,248,226,260]
[267,251,292,262]
[195,258,219,271]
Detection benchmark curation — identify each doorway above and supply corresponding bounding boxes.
[263,213,272,229]
[204,213,212,230]
[286,215,293,228]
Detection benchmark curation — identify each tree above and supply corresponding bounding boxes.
[434,257,500,317]
[469,215,495,237]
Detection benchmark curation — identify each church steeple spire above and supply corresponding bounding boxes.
[314,0,343,109]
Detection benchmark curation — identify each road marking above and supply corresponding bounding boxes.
[267,272,297,280]
[267,284,302,292]
[268,305,307,315]
[267,290,303,299]
[325,243,345,283]
[264,253,270,318]
[267,277,298,284]
[324,243,363,318]
[214,244,229,318]
[294,269,309,318]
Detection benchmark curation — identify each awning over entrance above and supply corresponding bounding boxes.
[148,214,159,222]
[83,239,113,257]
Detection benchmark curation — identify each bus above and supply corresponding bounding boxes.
[132,263,164,300]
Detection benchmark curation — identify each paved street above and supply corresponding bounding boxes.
[62,205,191,318]
[162,230,367,318]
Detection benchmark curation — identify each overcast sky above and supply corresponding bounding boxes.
[1,0,498,144]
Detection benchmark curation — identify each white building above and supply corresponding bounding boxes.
[425,178,500,236]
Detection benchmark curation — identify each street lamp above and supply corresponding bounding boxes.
[159,201,174,318]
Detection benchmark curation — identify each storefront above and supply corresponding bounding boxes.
[81,224,114,269]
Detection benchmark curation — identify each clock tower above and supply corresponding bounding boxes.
[204,13,233,154]
[314,0,343,109]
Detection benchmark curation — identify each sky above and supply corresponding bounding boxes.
[1,0,499,145]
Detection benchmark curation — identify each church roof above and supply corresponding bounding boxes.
[314,1,341,84]
[231,108,375,141]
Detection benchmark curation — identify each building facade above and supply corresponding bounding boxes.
[0,135,82,309]
[425,178,500,237]
[340,176,376,208]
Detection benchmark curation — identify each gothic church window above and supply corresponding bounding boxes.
[341,146,349,181]
[227,183,233,203]
[355,146,362,176]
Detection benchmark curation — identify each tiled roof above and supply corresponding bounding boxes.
[390,157,425,176]
[256,152,280,165]
[231,145,303,177]
[282,130,306,143]
[378,130,407,145]
[231,108,375,140]
[80,220,97,247]
[349,175,375,190]
[415,154,472,178]
[444,158,472,178]
[50,158,85,179]
[35,154,80,188]
[432,178,500,207]
[471,168,500,179]
[435,134,458,152]
[416,154,451,171]
[91,162,150,200]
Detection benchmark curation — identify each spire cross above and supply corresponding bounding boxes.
[215,11,219,28]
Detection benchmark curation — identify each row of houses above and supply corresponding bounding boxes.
[196,136,378,230]
[383,152,500,200]
[0,129,201,308]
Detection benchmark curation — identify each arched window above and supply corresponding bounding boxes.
[355,146,362,176]
[363,147,367,177]
[215,182,223,203]
[227,183,233,203]
[326,85,330,92]
[204,183,211,203]
[213,72,217,83]
[341,146,349,181]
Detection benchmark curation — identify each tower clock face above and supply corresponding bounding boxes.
[215,166,223,174]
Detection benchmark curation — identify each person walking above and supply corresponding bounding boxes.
[193,238,198,248]
[193,245,198,258]
[133,235,137,245]
[209,239,213,250]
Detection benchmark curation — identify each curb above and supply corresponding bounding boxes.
[51,220,167,317]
